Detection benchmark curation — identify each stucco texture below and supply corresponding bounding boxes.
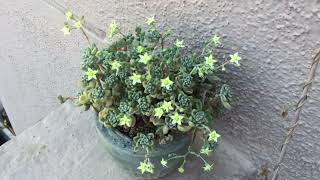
[0,0,320,179]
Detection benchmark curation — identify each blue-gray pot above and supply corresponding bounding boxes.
[96,118,191,179]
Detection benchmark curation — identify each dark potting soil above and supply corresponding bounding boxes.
[117,115,156,139]
[0,130,10,146]
[0,108,14,146]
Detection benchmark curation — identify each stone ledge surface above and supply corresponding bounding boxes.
[0,102,255,180]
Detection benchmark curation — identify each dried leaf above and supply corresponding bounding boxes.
[281,106,288,120]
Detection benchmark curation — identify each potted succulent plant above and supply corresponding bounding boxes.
[60,11,241,179]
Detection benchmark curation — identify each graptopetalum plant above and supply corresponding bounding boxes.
[61,12,241,174]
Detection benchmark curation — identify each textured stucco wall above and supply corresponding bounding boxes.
[0,0,320,179]
[0,0,86,133]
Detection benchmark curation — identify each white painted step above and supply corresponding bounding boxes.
[0,102,255,180]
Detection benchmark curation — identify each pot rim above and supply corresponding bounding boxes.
[96,117,192,157]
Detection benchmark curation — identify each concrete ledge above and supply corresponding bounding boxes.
[0,102,255,180]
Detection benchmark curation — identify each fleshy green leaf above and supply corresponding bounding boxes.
[220,95,231,110]
[78,92,90,105]
[98,108,108,120]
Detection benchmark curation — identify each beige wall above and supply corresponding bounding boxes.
[0,0,320,179]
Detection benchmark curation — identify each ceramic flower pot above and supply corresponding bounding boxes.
[96,118,191,179]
